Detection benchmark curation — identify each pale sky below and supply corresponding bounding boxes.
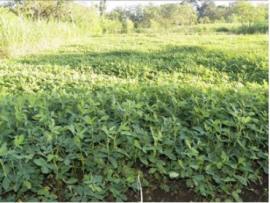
[76,0,268,11]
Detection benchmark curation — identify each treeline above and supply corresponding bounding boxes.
[1,0,268,34]
[108,0,268,33]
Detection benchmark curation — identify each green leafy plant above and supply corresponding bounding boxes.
[0,31,268,201]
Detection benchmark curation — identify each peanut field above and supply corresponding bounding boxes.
[0,33,268,201]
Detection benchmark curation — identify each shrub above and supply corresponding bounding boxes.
[100,18,122,34]
[121,19,134,33]
[235,22,268,34]
[199,16,211,24]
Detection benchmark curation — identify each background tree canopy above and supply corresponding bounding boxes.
[2,0,268,33]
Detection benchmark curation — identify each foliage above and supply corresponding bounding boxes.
[2,0,268,35]
[125,5,146,29]
[68,3,101,32]
[0,33,268,201]
[173,3,197,25]
[106,7,134,33]
[235,22,268,34]
[100,18,122,34]
[11,0,71,21]
[232,1,268,26]
[198,1,232,22]
[0,7,89,58]
[106,1,267,32]
[159,3,197,26]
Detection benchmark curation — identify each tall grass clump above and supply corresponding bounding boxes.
[0,3,106,58]
[0,8,89,57]
[235,22,268,34]
[0,8,13,57]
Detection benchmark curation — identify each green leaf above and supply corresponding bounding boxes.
[2,177,10,190]
[23,180,32,189]
[192,175,204,186]
[232,190,242,202]
[34,158,47,167]
[0,143,8,157]
[65,178,78,184]
[33,158,50,174]
[108,157,117,168]
[14,135,24,147]
[223,177,235,182]
[169,171,179,178]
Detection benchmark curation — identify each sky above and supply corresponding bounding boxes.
[76,0,268,11]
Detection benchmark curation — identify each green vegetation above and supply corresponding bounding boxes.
[0,4,98,57]
[0,33,268,201]
[0,0,268,58]
[0,0,268,201]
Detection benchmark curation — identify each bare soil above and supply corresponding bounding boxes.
[126,174,268,202]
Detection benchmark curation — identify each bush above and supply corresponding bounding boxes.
[121,19,134,33]
[215,26,230,33]
[235,22,268,34]
[199,17,211,24]
[101,18,122,34]
[69,4,102,34]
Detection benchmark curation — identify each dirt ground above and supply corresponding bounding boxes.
[126,175,268,202]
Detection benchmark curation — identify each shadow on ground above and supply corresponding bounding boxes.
[16,45,267,83]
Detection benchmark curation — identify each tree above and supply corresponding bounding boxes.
[177,3,197,25]
[125,5,145,28]
[143,4,160,27]
[181,0,200,12]
[232,1,268,26]
[7,0,72,21]
[107,7,134,33]
[159,3,197,26]
[99,0,106,16]
[198,0,218,22]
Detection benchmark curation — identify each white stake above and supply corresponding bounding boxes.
[137,174,143,203]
